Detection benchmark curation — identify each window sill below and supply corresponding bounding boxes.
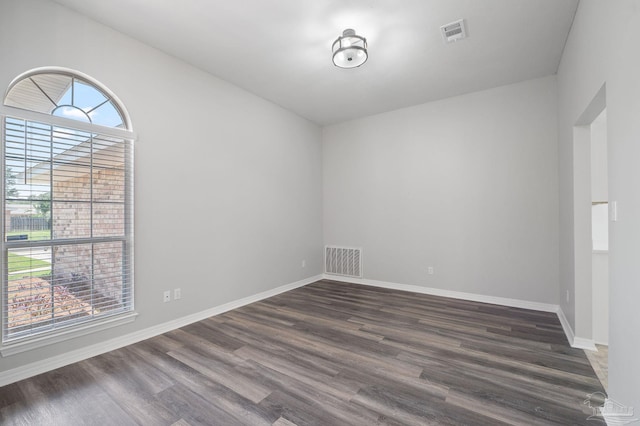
[1,312,138,357]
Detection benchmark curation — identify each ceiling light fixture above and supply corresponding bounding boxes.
[332,29,368,68]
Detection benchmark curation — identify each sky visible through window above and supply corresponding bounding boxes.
[54,79,123,128]
[5,76,125,202]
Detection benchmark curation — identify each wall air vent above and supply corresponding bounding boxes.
[441,19,467,43]
[325,246,362,278]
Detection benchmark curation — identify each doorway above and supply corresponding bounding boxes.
[590,108,609,347]
[573,84,609,391]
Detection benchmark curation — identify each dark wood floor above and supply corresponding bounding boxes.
[0,280,605,425]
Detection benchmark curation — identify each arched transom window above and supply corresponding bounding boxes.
[1,69,134,350]
[5,70,129,129]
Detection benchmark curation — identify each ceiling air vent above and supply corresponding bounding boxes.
[441,19,467,43]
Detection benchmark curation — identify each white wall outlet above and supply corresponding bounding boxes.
[301,259,306,268]
[566,290,570,303]
[428,266,434,275]
[174,288,181,300]
[163,290,171,303]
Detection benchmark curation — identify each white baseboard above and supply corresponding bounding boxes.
[556,306,576,345]
[573,337,597,351]
[0,274,322,387]
[323,274,599,349]
[322,274,559,312]
[556,307,597,351]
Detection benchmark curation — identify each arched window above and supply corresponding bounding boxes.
[1,68,134,350]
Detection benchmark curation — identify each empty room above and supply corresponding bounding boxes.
[1,0,639,425]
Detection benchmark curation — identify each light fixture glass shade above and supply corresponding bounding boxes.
[332,29,368,68]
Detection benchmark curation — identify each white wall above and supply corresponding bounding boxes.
[323,76,559,303]
[591,110,608,345]
[592,252,608,345]
[0,0,323,372]
[557,0,640,412]
[572,124,593,338]
[591,110,608,204]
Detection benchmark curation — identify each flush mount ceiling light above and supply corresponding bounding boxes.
[332,29,368,68]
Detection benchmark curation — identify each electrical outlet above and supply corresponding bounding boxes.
[301,259,306,268]
[174,288,181,300]
[566,290,570,303]
[428,266,434,275]
[163,290,171,303]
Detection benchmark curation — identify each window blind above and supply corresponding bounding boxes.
[3,117,133,342]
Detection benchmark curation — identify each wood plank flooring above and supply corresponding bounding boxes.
[585,345,608,392]
[0,280,606,425]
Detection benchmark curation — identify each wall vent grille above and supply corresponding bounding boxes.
[325,246,362,278]
[441,19,467,43]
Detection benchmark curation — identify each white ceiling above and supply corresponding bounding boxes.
[53,0,579,125]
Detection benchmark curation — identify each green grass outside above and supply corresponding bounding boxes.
[5,230,53,279]
[6,230,52,241]
[9,269,51,279]
[7,252,51,277]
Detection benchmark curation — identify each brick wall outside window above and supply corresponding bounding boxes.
[52,167,126,308]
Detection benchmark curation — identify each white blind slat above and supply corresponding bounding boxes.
[3,116,133,342]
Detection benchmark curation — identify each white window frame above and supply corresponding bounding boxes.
[0,71,137,356]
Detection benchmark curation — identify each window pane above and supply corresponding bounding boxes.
[6,247,54,337]
[52,106,91,123]
[89,101,124,128]
[4,79,57,114]
[51,202,91,239]
[30,74,72,106]
[5,240,131,339]
[52,243,92,298]
[73,80,107,111]
[7,246,52,279]
[5,119,52,242]
[6,276,54,337]
[5,199,51,242]
[93,241,129,312]
[93,134,126,202]
[93,203,124,237]
[53,165,91,201]
[93,168,125,202]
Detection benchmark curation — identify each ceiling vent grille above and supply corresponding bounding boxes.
[325,246,362,278]
[441,19,467,43]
